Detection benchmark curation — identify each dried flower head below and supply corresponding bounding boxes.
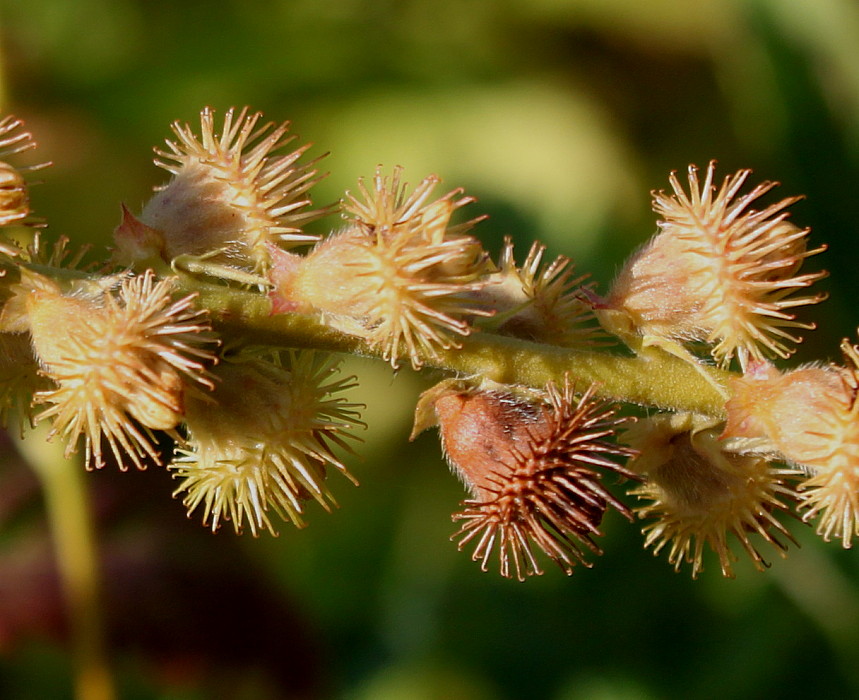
[725,353,859,547]
[17,270,216,469]
[170,351,363,535]
[416,378,635,580]
[628,413,798,578]
[480,238,603,347]
[120,107,329,272]
[270,168,491,369]
[604,162,826,368]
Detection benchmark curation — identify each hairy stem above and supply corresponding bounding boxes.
[177,276,732,417]
[6,257,732,417]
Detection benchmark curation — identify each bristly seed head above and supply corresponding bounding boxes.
[19,270,217,470]
[0,114,50,228]
[627,412,799,578]
[270,167,492,369]
[604,161,826,369]
[478,237,605,348]
[170,350,364,536]
[724,350,859,548]
[419,378,635,581]
[0,332,50,435]
[342,164,485,245]
[124,106,331,272]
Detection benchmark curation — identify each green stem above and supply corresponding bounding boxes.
[14,426,115,700]
[178,276,732,418]
[6,258,733,417]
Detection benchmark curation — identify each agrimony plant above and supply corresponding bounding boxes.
[1,106,853,587]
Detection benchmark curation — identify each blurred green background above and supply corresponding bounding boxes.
[2,0,859,698]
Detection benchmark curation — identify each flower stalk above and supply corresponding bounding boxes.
[0,105,850,592]
[174,273,732,416]
[14,424,115,700]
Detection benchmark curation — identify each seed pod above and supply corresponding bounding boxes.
[119,107,330,273]
[725,353,859,548]
[627,412,798,578]
[270,167,492,369]
[415,379,635,580]
[170,351,363,535]
[603,162,826,369]
[19,270,216,469]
